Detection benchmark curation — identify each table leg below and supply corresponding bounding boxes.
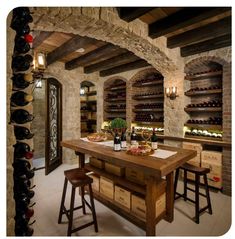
[165,172,174,222]
[75,151,85,169]
[145,176,158,236]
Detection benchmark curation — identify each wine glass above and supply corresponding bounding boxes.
[141,129,151,145]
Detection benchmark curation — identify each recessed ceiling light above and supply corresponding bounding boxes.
[76,48,85,53]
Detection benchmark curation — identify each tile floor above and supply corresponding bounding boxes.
[33,163,231,236]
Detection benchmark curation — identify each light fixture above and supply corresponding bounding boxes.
[35,79,42,88]
[165,87,178,100]
[76,48,85,53]
[80,88,85,95]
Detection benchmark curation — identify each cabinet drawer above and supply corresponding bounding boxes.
[105,162,125,177]
[125,168,145,185]
[89,157,104,169]
[100,176,114,199]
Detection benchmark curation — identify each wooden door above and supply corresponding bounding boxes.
[45,77,62,175]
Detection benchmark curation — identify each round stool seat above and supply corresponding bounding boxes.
[64,168,93,187]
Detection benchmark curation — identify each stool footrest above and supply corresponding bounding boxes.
[186,186,208,198]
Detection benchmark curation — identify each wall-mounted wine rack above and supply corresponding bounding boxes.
[10,7,35,236]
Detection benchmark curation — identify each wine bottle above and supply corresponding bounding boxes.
[120,130,127,149]
[151,128,158,150]
[11,73,33,89]
[14,36,30,54]
[113,132,121,151]
[13,158,31,170]
[12,54,33,72]
[11,91,33,107]
[12,7,31,18]
[11,109,34,124]
[14,126,34,140]
[13,142,33,159]
[14,167,35,179]
[15,224,34,237]
[130,127,137,145]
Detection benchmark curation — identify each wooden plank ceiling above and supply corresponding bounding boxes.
[33,7,231,76]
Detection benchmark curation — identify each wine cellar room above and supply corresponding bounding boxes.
[6,6,231,237]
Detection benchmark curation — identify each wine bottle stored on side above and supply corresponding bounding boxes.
[151,128,158,150]
[113,132,121,151]
[11,91,33,107]
[13,142,34,159]
[14,36,31,54]
[12,54,33,72]
[14,126,34,140]
[11,109,34,124]
[130,127,137,145]
[12,73,33,89]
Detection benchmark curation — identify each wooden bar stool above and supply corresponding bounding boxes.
[58,168,98,236]
[174,163,213,224]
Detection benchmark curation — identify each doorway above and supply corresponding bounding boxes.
[32,77,62,174]
[80,81,97,137]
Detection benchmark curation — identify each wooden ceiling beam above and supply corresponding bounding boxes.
[167,16,231,48]
[47,35,100,65]
[117,7,156,22]
[33,31,54,49]
[180,34,231,57]
[149,7,231,38]
[99,59,150,77]
[65,44,127,70]
[84,52,139,74]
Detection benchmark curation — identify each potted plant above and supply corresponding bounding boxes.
[109,118,127,135]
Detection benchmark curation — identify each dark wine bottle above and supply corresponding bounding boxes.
[14,166,35,179]
[14,36,30,54]
[11,109,34,124]
[13,7,31,18]
[11,73,33,89]
[130,127,137,145]
[11,91,33,107]
[15,224,34,237]
[151,128,158,150]
[13,158,31,170]
[14,126,34,140]
[13,142,33,159]
[113,131,121,152]
[12,54,33,72]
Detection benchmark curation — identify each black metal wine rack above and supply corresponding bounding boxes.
[10,7,35,236]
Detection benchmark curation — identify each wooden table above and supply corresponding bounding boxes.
[61,139,197,236]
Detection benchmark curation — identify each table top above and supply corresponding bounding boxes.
[61,139,197,177]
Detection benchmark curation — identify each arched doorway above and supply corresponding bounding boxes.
[80,81,97,137]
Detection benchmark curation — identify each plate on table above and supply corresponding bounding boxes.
[87,133,108,142]
[126,144,154,156]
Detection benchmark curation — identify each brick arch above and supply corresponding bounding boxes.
[104,76,127,86]
[31,7,178,75]
[129,67,163,84]
[185,56,229,73]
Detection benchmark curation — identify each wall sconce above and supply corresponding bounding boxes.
[80,88,85,96]
[165,87,178,100]
[35,79,42,88]
[33,51,47,79]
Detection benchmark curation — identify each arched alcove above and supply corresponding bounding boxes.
[80,80,97,137]
[103,77,127,122]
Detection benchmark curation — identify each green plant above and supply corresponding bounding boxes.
[110,118,127,129]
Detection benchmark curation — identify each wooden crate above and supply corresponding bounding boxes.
[105,162,125,177]
[201,160,222,188]
[125,168,145,185]
[89,174,100,192]
[182,142,203,154]
[114,185,131,209]
[89,157,104,169]
[201,150,222,164]
[100,176,114,199]
[131,193,166,219]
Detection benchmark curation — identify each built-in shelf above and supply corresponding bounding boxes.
[81,100,97,104]
[81,110,96,113]
[85,91,97,96]
[184,107,222,112]
[185,70,222,81]
[133,121,164,127]
[184,123,222,130]
[104,86,126,91]
[133,109,163,112]
[105,109,126,113]
[105,98,126,102]
[133,80,163,87]
[185,89,222,96]
[132,94,164,100]
[185,135,222,141]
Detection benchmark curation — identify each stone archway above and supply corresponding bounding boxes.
[31,7,179,75]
